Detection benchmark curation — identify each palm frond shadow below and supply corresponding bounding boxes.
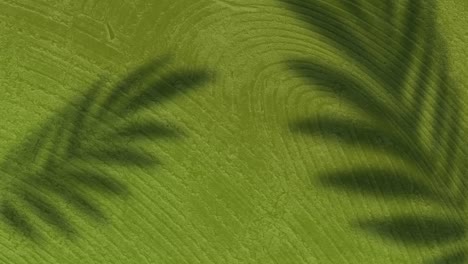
[0,56,210,240]
[355,216,465,245]
[282,0,467,262]
[428,250,466,264]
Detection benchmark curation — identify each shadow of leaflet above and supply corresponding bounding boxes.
[427,250,466,264]
[0,56,210,240]
[355,216,465,246]
[281,0,467,262]
[317,168,440,202]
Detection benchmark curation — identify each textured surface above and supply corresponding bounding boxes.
[0,0,467,263]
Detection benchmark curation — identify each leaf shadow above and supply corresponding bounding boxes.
[282,0,467,262]
[427,250,466,264]
[292,117,432,171]
[355,216,465,246]
[317,168,440,202]
[0,56,210,240]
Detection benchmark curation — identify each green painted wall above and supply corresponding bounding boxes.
[0,1,467,263]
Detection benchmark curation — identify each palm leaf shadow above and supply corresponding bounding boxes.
[0,56,210,240]
[355,216,465,245]
[428,250,466,264]
[281,0,467,262]
[318,168,439,201]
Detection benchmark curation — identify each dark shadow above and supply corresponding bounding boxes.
[288,60,396,121]
[280,0,429,97]
[292,117,431,170]
[0,201,38,240]
[113,120,181,140]
[18,189,77,237]
[66,169,128,196]
[122,70,209,115]
[427,250,466,264]
[318,168,439,201]
[356,216,465,245]
[0,56,210,240]
[83,146,160,167]
[281,0,466,262]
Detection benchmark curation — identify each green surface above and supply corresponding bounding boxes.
[0,0,467,263]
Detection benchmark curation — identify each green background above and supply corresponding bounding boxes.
[0,0,467,263]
